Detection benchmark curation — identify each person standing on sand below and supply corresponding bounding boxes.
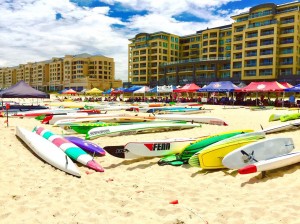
[289,94,295,107]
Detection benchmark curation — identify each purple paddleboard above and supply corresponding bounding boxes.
[65,136,106,156]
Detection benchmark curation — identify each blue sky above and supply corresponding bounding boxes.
[0,0,293,81]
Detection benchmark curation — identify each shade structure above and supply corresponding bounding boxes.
[133,86,150,94]
[85,88,103,94]
[280,82,293,88]
[63,88,77,94]
[198,81,240,92]
[173,83,201,93]
[111,87,125,94]
[237,82,247,88]
[235,81,286,92]
[0,80,49,98]
[149,85,176,93]
[123,86,143,93]
[284,84,300,92]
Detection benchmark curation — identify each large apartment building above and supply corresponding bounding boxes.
[128,1,300,87]
[0,53,122,91]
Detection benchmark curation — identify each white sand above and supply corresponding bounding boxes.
[0,102,300,224]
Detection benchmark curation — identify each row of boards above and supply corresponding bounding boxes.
[104,130,298,174]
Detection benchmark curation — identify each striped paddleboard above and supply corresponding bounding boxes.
[33,126,104,172]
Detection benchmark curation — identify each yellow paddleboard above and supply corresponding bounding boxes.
[198,136,263,169]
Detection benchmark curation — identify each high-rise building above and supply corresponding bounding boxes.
[0,53,122,91]
[128,32,180,85]
[128,1,300,87]
[231,2,300,82]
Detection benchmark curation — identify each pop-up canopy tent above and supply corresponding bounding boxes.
[235,81,286,92]
[173,83,201,93]
[235,81,287,106]
[123,86,143,93]
[198,81,240,92]
[133,86,150,94]
[280,82,293,88]
[0,80,49,98]
[110,87,125,94]
[284,83,300,92]
[62,88,77,94]
[86,88,103,95]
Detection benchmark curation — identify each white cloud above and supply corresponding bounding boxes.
[0,0,248,81]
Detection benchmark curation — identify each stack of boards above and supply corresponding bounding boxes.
[16,126,106,177]
[16,126,81,177]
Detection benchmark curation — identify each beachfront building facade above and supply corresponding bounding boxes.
[128,32,180,85]
[0,53,122,91]
[128,1,300,87]
[231,2,300,83]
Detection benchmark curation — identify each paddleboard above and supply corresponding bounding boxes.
[222,137,295,169]
[33,126,104,172]
[188,131,265,168]
[261,120,300,134]
[239,152,300,174]
[158,130,253,166]
[16,126,80,177]
[154,114,228,126]
[86,122,201,140]
[124,138,197,158]
[64,136,106,156]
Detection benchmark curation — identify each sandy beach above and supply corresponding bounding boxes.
[1,102,300,224]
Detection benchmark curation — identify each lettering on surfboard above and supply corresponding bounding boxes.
[144,143,171,151]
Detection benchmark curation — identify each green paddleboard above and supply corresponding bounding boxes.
[280,113,300,122]
[158,130,253,166]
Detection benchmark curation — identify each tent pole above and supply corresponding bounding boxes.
[256,92,258,106]
[282,91,285,108]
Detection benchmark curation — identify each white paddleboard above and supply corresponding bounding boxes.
[125,138,196,157]
[154,114,227,126]
[262,120,300,134]
[222,137,295,169]
[239,152,300,174]
[16,126,80,177]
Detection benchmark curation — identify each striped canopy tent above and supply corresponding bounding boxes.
[85,88,103,95]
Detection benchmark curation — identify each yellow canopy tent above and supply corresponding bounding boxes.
[86,88,103,95]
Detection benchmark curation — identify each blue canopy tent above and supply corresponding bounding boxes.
[198,81,240,92]
[284,84,300,92]
[198,81,240,105]
[103,89,113,94]
[123,86,143,93]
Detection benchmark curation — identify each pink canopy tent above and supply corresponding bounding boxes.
[280,82,293,88]
[173,83,201,93]
[235,81,286,92]
[235,81,288,106]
